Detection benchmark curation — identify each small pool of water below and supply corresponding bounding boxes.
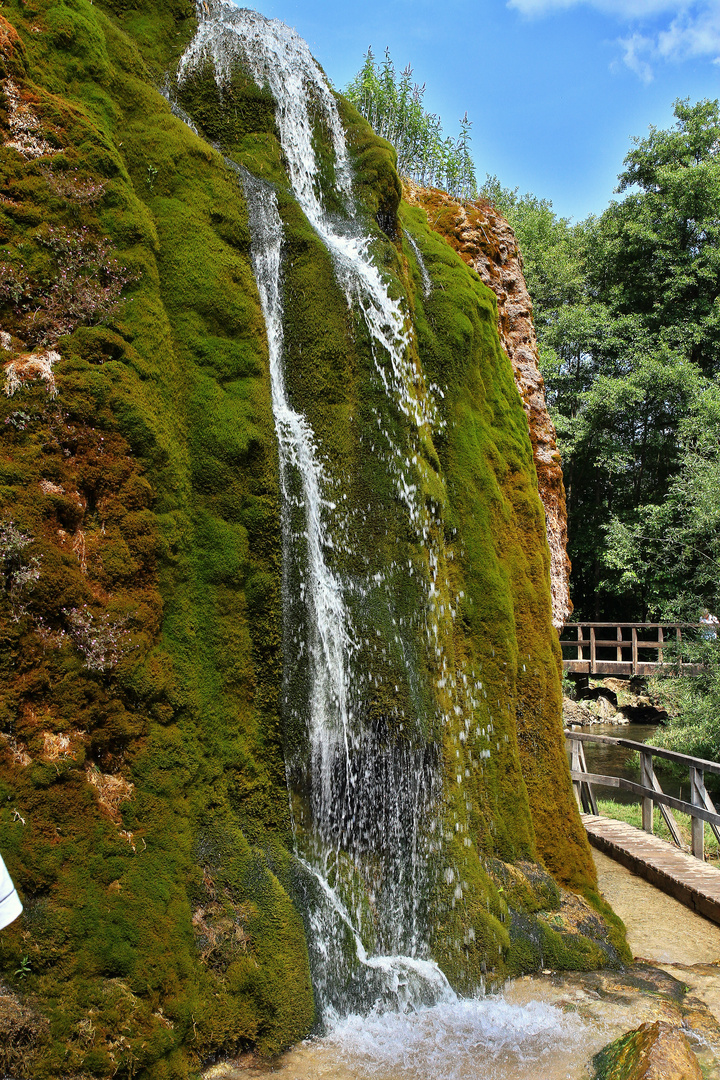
[592,848,720,964]
[224,997,595,1080]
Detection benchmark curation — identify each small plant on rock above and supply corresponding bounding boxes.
[64,604,132,672]
[14,955,31,980]
[0,518,41,617]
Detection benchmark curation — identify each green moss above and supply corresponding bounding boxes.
[0,0,623,1072]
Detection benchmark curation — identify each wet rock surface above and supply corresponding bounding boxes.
[507,964,720,1079]
[592,1019,702,1080]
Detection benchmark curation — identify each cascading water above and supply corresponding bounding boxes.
[239,155,452,1021]
[406,233,433,299]
[177,0,495,1024]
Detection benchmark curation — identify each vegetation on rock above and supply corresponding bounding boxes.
[0,0,619,1073]
[346,48,476,200]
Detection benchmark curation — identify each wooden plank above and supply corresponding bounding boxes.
[587,638,656,649]
[569,771,720,826]
[691,767,705,860]
[561,659,702,676]
[560,622,704,630]
[648,764,683,849]
[578,741,598,816]
[563,660,591,673]
[563,731,720,776]
[640,751,653,834]
[699,778,720,847]
[582,814,720,925]
[570,737,582,810]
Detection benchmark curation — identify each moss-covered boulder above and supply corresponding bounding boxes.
[593,1020,703,1080]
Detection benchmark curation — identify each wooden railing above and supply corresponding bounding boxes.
[560,623,704,677]
[565,729,720,861]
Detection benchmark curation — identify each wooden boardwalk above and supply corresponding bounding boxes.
[582,814,720,924]
[560,622,703,677]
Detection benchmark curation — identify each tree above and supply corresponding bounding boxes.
[346,49,477,200]
[587,98,720,376]
[603,374,720,621]
[484,101,720,620]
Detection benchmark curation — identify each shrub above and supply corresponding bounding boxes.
[346,48,477,200]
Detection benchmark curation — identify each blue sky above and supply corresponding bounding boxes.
[244,0,720,220]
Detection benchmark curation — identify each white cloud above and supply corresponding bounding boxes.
[507,0,720,77]
[619,31,656,82]
[508,0,688,15]
[656,4,720,59]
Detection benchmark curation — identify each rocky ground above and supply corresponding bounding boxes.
[563,676,670,727]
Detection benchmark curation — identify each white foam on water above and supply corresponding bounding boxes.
[240,169,352,842]
[406,233,432,299]
[325,997,587,1080]
[178,1,434,434]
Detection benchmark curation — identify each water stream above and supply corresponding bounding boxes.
[175,0,537,1035]
[181,6,461,1019]
[176,7,720,1076]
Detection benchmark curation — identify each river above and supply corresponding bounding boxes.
[574,721,689,802]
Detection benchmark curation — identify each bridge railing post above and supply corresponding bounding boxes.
[690,766,705,860]
[632,626,638,675]
[569,735,582,809]
[590,626,596,675]
[640,751,654,834]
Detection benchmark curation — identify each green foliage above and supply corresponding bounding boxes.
[14,954,31,979]
[479,175,585,321]
[602,376,720,620]
[484,99,720,621]
[346,48,476,199]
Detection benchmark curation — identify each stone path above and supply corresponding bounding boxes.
[582,813,720,924]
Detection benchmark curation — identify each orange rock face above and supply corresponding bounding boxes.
[404,182,572,627]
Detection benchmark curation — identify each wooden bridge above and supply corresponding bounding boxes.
[566,729,720,923]
[560,622,704,677]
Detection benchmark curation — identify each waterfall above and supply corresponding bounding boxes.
[178,0,487,1023]
[240,161,453,1022]
[407,233,433,299]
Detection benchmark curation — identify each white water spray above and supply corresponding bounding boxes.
[178,0,485,1023]
[178,2,435,433]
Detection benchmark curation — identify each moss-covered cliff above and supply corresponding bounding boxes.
[0,0,624,1075]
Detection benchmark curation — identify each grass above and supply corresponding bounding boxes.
[596,797,720,864]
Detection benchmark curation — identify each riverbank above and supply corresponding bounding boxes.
[564,675,669,727]
[201,848,720,1079]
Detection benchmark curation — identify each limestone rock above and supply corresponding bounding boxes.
[563,696,595,726]
[597,694,617,721]
[593,1020,702,1080]
[404,181,572,627]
